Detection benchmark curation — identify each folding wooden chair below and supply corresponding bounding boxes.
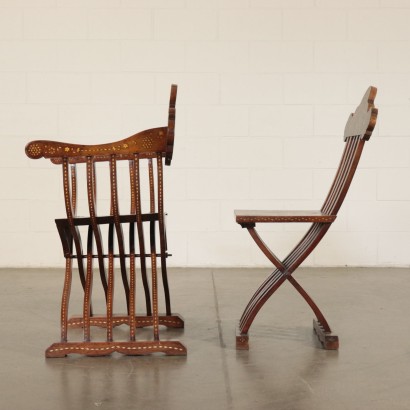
[25,84,186,357]
[235,86,378,351]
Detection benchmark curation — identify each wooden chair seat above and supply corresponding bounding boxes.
[235,210,336,225]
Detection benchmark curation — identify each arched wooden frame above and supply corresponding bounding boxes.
[26,84,186,357]
[235,87,378,351]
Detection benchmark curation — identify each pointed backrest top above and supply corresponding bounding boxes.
[343,86,378,141]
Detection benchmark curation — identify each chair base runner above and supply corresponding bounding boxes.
[236,327,249,350]
[46,340,187,358]
[313,319,339,350]
[67,313,184,329]
[236,321,339,351]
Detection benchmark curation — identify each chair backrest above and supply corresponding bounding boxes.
[283,86,378,274]
[321,86,378,216]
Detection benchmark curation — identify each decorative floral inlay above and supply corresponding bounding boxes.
[27,143,42,158]
[26,128,167,160]
[141,135,154,149]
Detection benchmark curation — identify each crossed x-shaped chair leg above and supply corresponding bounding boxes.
[235,215,339,351]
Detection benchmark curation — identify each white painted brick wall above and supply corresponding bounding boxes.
[1,0,410,267]
[23,8,88,40]
[89,9,152,40]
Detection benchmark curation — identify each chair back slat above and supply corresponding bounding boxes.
[62,158,87,296]
[321,137,355,214]
[321,136,361,215]
[63,159,74,222]
[107,218,115,341]
[133,154,152,316]
[134,155,142,221]
[86,158,97,220]
[86,157,108,299]
[109,155,130,315]
[129,160,136,215]
[70,164,77,216]
[148,158,156,213]
[157,154,164,219]
[84,224,94,342]
[324,138,364,215]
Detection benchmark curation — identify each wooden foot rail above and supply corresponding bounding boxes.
[235,87,378,351]
[26,84,186,357]
[46,341,186,358]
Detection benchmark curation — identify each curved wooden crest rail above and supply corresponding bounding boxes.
[26,84,186,357]
[235,86,378,351]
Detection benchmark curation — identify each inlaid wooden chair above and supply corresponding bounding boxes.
[25,84,186,357]
[235,86,378,351]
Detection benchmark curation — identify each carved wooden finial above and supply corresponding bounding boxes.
[344,86,378,141]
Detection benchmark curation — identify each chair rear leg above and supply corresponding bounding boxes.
[286,275,339,350]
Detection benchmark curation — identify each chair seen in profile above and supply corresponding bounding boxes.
[234,86,378,351]
[25,85,186,357]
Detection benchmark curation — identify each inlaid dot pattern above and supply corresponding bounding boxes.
[26,143,42,158]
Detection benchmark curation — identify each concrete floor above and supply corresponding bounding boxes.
[1,267,409,410]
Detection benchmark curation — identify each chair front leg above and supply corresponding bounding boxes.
[236,225,288,349]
